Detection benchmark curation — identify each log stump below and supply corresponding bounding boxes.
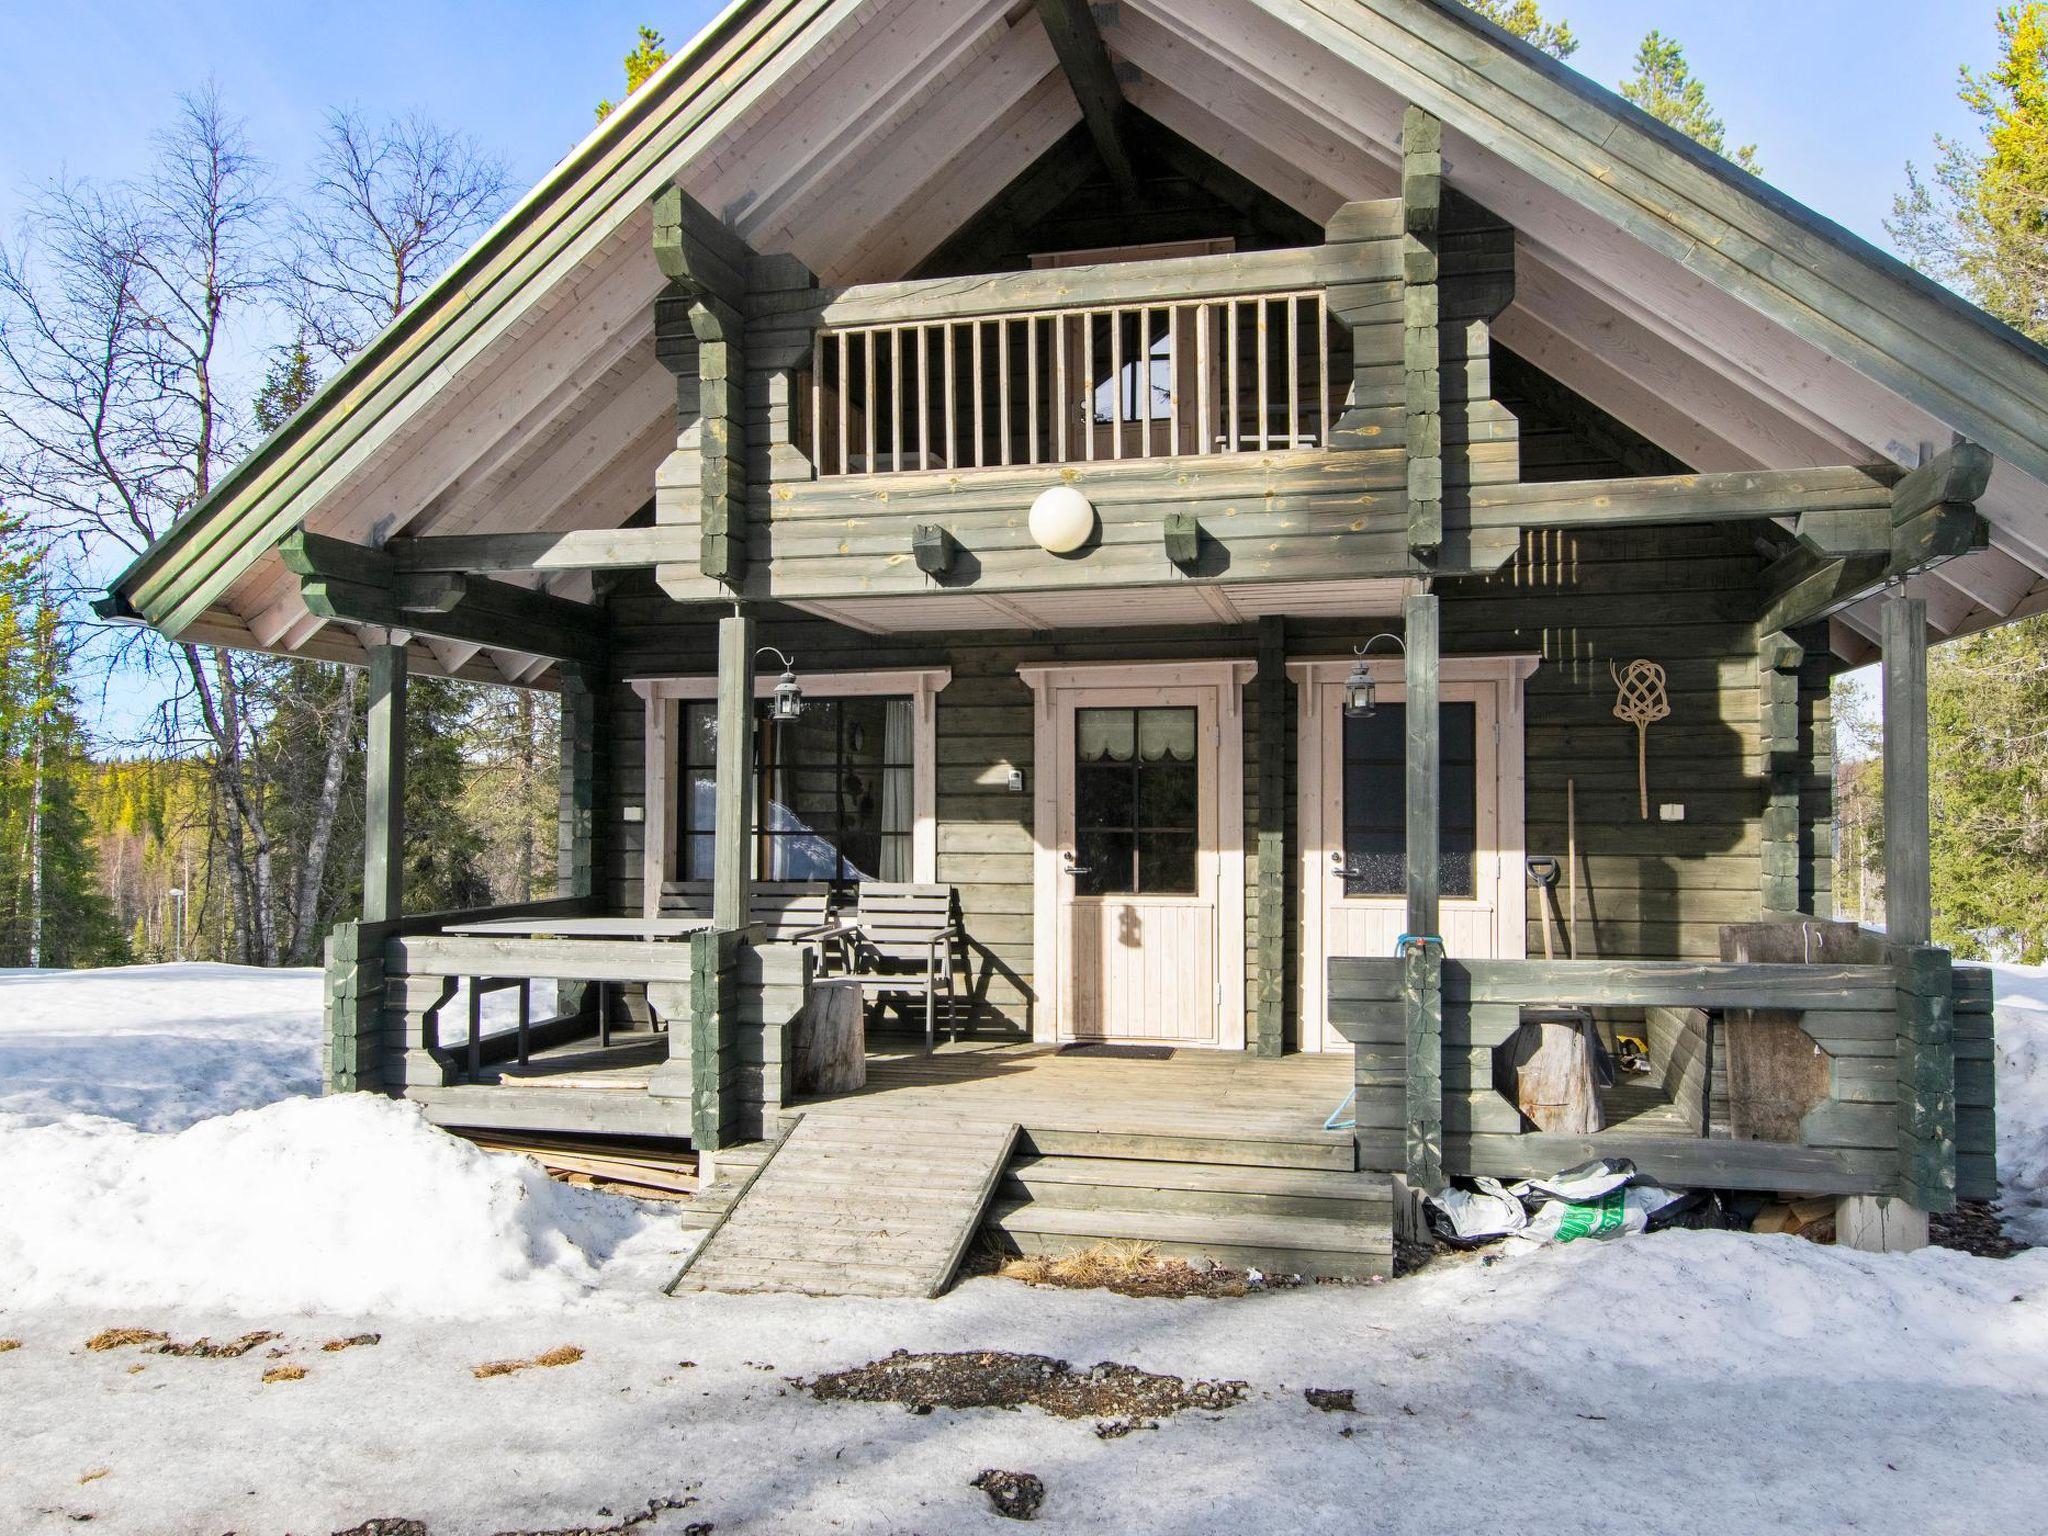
[795,978,866,1093]
[1509,1010,1605,1135]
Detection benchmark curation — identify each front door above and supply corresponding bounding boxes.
[1059,691,1217,1043]
[1296,660,1529,1052]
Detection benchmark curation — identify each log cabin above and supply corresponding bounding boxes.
[101,0,2025,1291]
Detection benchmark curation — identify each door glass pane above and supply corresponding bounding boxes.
[1340,701,1478,899]
[1074,706,1198,896]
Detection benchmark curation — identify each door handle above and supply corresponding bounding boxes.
[1062,851,1094,877]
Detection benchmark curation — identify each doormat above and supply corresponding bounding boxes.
[1058,1043,1177,1061]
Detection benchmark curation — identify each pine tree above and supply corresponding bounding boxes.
[1621,30,1762,175]
[1459,0,1578,61]
[596,26,672,121]
[1885,5,2048,960]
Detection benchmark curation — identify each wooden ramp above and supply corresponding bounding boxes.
[670,1113,1020,1298]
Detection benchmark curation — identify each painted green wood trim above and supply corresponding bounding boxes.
[654,185,756,587]
[1881,596,1931,946]
[1033,0,1139,201]
[1894,942,1957,1212]
[1254,614,1288,1058]
[1759,629,1803,916]
[798,239,1401,332]
[117,0,837,636]
[1401,592,1443,1188]
[1401,941,1444,1190]
[390,526,696,574]
[1402,107,1444,558]
[280,530,609,667]
[690,926,745,1151]
[363,643,407,925]
[1469,466,1894,530]
[558,664,603,902]
[713,613,756,931]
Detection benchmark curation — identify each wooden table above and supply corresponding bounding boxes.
[437,916,711,1067]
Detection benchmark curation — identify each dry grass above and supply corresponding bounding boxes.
[85,1328,168,1352]
[999,1241,1252,1299]
[322,1333,381,1353]
[471,1344,584,1380]
[262,1363,308,1384]
[78,1468,109,1486]
[0,1338,21,1353]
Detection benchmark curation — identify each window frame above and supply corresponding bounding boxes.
[630,668,950,915]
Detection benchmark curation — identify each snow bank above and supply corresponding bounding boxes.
[1996,963,2048,1243]
[0,1094,662,1316]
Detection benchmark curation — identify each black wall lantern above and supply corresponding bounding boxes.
[756,647,807,723]
[1343,633,1406,719]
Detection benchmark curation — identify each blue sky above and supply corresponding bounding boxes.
[0,1,2008,738]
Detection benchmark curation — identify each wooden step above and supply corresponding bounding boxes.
[671,1113,1020,1298]
[1004,1156,1392,1222]
[988,1199,1392,1281]
[1016,1126,1355,1171]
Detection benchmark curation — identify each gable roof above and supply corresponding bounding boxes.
[108,0,2048,676]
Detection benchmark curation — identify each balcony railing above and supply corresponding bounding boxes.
[804,282,1349,477]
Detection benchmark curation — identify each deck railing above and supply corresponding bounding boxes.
[809,295,1336,476]
[1327,954,1986,1202]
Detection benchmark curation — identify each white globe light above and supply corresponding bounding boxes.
[1028,485,1096,554]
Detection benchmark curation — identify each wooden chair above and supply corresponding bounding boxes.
[659,880,855,963]
[844,883,963,1052]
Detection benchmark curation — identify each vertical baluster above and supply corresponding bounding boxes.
[1255,297,1271,452]
[1165,306,1181,457]
[1317,292,1331,448]
[1027,315,1040,466]
[1082,310,1096,463]
[1111,308,1124,461]
[837,330,850,477]
[1287,295,1301,450]
[917,324,931,471]
[1227,301,1241,453]
[944,322,958,470]
[1195,302,1211,455]
[1140,306,1155,457]
[863,328,877,474]
[972,320,986,469]
[1055,312,1069,464]
[998,318,1013,467]
[811,333,825,475]
[890,327,904,472]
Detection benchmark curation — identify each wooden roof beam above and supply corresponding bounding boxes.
[280,530,607,669]
[1034,0,1141,202]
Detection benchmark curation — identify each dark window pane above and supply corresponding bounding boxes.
[1138,761,1199,830]
[684,704,718,767]
[1076,829,1135,896]
[1076,763,1133,830]
[1339,700,1480,899]
[1137,831,1197,895]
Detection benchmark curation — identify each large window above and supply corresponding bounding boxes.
[1341,702,1477,898]
[680,696,914,883]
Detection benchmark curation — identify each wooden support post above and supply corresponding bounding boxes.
[1403,592,1444,1190]
[363,640,407,925]
[1871,594,1954,1235]
[690,926,744,1152]
[1401,107,1444,561]
[713,612,756,933]
[557,663,602,901]
[653,186,754,589]
[1758,629,1805,917]
[1254,615,1288,1058]
[1882,597,1931,946]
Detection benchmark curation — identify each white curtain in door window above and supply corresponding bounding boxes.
[880,698,914,881]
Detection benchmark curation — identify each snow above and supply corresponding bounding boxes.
[3,961,2048,1533]
[1994,963,2048,1243]
[0,962,546,1132]
[0,1095,676,1317]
